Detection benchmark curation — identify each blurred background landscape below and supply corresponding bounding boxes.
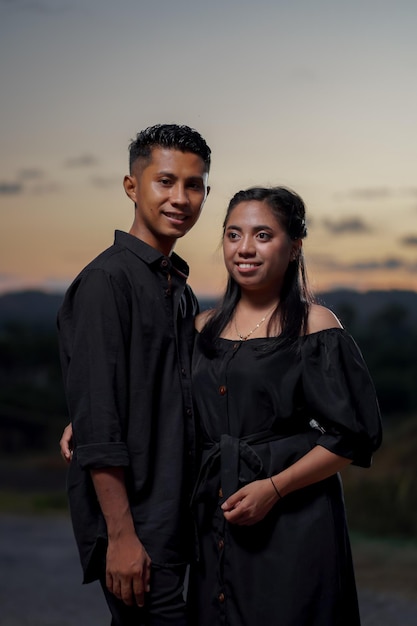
[1,286,417,625]
[1,287,417,536]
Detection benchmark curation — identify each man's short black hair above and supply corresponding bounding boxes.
[129,124,211,173]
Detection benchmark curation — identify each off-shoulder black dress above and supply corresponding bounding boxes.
[190,328,382,626]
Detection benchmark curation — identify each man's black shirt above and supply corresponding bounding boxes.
[58,230,198,582]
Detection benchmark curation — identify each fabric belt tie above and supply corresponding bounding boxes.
[190,427,314,561]
[191,430,289,507]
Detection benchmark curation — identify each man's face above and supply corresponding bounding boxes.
[124,147,210,255]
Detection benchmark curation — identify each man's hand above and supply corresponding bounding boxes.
[106,531,152,607]
[221,479,279,526]
[59,422,73,463]
[91,467,151,607]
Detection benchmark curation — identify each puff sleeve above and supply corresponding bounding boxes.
[301,328,382,467]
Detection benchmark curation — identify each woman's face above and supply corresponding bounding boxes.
[223,200,301,295]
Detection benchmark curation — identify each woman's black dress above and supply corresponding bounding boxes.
[190,328,382,626]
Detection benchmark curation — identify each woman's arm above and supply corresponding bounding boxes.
[221,446,351,526]
[59,422,73,462]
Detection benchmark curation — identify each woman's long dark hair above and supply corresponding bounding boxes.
[199,186,314,352]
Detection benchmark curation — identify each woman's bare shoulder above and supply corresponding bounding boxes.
[195,308,215,332]
[306,303,343,334]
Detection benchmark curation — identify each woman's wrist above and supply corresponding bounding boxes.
[269,476,283,500]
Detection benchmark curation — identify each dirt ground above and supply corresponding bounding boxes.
[1,514,416,626]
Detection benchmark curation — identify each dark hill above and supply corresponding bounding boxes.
[316,289,417,327]
[1,288,417,330]
[0,290,64,329]
[200,289,417,329]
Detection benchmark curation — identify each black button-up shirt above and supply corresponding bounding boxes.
[58,230,198,582]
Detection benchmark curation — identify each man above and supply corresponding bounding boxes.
[57,124,211,625]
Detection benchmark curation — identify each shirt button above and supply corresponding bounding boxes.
[165,288,171,296]
[218,539,224,550]
[218,487,223,498]
[181,368,186,376]
[218,592,225,603]
[160,259,169,268]
[219,385,227,395]
[186,408,192,416]
[233,343,239,350]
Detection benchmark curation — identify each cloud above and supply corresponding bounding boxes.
[91,176,121,189]
[322,217,372,235]
[0,181,23,195]
[0,177,64,196]
[348,188,390,200]
[333,188,391,202]
[403,188,417,197]
[310,254,416,273]
[64,154,99,168]
[0,176,63,196]
[334,187,417,202]
[0,0,70,15]
[400,235,417,247]
[18,168,45,180]
[349,258,404,271]
[32,182,62,194]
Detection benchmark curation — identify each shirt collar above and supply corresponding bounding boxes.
[114,230,190,278]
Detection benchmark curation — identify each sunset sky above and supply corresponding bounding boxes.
[1,0,416,298]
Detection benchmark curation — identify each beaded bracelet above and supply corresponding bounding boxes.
[270,476,282,500]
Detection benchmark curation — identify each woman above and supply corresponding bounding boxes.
[189,186,382,626]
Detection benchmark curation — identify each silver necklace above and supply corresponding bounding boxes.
[234,305,276,341]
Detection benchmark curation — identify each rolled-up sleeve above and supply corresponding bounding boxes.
[301,328,382,467]
[58,268,131,468]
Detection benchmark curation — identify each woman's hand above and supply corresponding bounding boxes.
[59,422,73,463]
[221,478,280,526]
